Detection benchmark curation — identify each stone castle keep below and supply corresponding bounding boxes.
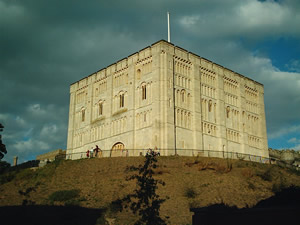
[66,40,268,159]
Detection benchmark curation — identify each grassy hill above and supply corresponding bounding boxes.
[0,156,300,224]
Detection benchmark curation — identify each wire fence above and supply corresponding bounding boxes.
[65,148,276,163]
[55,148,300,170]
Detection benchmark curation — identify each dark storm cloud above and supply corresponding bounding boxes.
[1,0,300,163]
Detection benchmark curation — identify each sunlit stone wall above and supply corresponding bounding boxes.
[66,40,268,159]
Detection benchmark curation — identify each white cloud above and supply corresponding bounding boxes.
[0,113,9,122]
[292,144,300,150]
[268,125,300,139]
[40,124,58,137]
[27,103,46,116]
[12,139,49,153]
[179,15,200,26]
[288,137,297,144]
[238,0,288,28]
[15,116,26,127]
[285,59,300,72]
[178,0,300,39]
[0,1,26,23]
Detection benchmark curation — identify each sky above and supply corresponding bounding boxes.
[0,0,300,164]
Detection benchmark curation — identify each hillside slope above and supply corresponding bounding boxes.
[0,156,299,224]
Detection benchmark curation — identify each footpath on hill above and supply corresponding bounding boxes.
[0,156,300,225]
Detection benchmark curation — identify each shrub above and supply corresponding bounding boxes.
[235,161,246,168]
[215,163,228,173]
[16,168,35,180]
[48,189,80,202]
[121,150,167,225]
[184,187,197,199]
[241,168,254,178]
[247,182,256,190]
[95,215,106,225]
[272,176,287,193]
[257,168,273,182]
[109,199,123,213]
[189,200,200,208]
[0,172,15,184]
[0,161,10,174]
[154,168,170,175]
[185,158,201,167]
[18,184,40,206]
[197,160,232,173]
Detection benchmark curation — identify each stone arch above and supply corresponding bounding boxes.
[226,106,230,118]
[110,142,126,157]
[181,89,185,103]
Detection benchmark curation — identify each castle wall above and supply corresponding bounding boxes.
[66,40,269,159]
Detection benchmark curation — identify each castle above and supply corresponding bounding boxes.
[66,40,268,159]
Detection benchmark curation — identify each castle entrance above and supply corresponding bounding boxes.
[110,142,127,157]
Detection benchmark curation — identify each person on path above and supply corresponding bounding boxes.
[90,147,94,158]
[94,145,99,158]
[86,149,90,158]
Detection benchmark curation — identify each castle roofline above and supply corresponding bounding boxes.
[71,40,263,87]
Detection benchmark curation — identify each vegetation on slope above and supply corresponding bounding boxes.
[0,156,299,224]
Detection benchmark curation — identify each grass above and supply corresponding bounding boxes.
[0,156,300,225]
[241,168,254,178]
[48,189,80,202]
[0,172,15,185]
[48,189,82,206]
[257,168,273,182]
[184,187,197,199]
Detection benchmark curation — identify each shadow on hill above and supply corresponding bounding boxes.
[191,186,300,225]
[0,205,105,225]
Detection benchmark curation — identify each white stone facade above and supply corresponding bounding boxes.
[66,40,268,159]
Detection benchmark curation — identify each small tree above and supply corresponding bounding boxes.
[123,149,166,225]
[0,123,7,160]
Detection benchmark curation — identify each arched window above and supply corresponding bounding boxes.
[99,102,103,116]
[111,142,125,157]
[226,106,230,118]
[181,90,185,102]
[142,84,147,100]
[120,93,125,108]
[137,69,141,80]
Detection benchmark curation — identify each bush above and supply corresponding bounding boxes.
[247,181,256,190]
[16,168,36,180]
[153,167,170,175]
[257,168,273,182]
[0,161,10,174]
[197,160,232,173]
[49,189,80,202]
[272,176,287,193]
[109,199,123,214]
[241,168,254,178]
[121,150,167,225]
[184,187,197,199]
[189,200,200,208]
[0,172,15,185]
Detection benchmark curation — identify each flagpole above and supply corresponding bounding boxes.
[167,12,170,42]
